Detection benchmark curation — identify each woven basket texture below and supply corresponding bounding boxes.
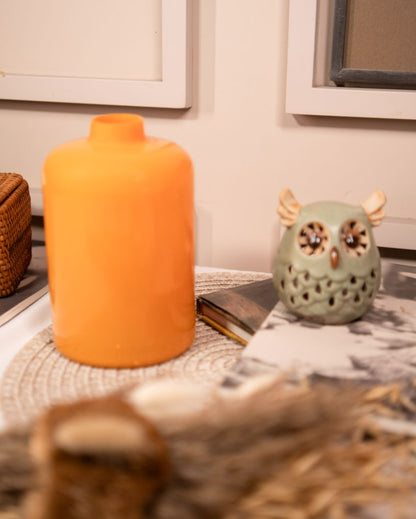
[0,173,32,297]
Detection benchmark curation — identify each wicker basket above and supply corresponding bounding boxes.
[0,173,32,297]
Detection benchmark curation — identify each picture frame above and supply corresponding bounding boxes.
[0,0,192,109]
[285,0,416,120]
[330,0,416,89]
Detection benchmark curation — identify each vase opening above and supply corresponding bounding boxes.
[89,113,145,143]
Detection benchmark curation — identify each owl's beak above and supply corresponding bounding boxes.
[330,247,339,269]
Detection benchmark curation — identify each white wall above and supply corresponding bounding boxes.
[1,0,415,272]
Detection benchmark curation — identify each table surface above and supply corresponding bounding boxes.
[2,258,413,431]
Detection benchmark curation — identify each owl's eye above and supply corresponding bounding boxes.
[298,222,329,256]
[340,220,370,257]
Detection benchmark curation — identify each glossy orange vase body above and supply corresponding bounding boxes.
[42,114,195,368]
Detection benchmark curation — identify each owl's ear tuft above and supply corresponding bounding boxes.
[277,188,302,227]
[361,190,386,227]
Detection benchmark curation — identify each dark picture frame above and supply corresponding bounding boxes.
[330,0,416,89]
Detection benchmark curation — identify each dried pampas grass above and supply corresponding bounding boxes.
[1,376,416,519]
[148,378,416,519]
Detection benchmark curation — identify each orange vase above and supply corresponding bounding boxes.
[42,114,195,368]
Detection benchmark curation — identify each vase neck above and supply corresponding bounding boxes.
[89,114,146,144]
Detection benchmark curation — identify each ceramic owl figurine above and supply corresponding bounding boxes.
[273,189,386,324]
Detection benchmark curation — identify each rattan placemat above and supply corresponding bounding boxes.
[0,271,270,428]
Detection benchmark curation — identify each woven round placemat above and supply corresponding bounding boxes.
[1,271,270,428]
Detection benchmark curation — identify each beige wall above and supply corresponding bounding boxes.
[1,0,415,272]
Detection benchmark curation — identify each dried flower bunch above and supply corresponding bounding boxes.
[1,375,416,519]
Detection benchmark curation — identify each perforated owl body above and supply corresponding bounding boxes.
[273,190,386,324]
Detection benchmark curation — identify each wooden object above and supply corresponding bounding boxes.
[0,173,32,297]
[0,0,192,108]
[286,0,416,120]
